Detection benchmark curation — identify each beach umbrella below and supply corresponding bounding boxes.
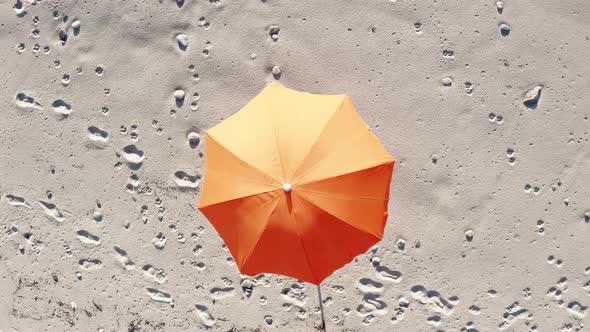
[198,82,395,329]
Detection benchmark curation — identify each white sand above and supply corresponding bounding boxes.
[1,0,589,331]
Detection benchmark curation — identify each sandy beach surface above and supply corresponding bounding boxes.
[1,0,589,331]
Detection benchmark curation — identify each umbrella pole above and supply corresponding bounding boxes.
[317,284,326,332]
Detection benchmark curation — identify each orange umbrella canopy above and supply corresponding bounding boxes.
[198,83,395,284]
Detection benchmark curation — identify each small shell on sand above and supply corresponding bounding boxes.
[176,34,188,50]
[174,89,185,100]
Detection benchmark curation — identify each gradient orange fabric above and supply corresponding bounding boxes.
[198,83,395,284]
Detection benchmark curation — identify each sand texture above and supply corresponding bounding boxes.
[1,0,590,331]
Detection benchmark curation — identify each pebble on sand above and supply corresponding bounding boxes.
[523,86,542,109]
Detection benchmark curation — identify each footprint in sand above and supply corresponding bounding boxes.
[4,225,18,237]
[202,41,211,57]
[426,315,441,326]
[356,293,388,316]
[498,301,529,330]
[16,42,26,53]
[264,315,273,326]
[58,29,68,46]
[173,171,200,188]
[140,205,149,224]
[177,233,186,243]
[113,246,135,270]
[191,261,206,270]
[496,0,504,13]
[198,17,210,30]
[61,74,71,86]
[13,0,28,17]
[87,126,109,142]
[142,264,168,284]
[38,200,67,222]
[152,232,167,249]
[187,132,201,149]
[331,285,345,293]
[442,49,454,58]
[146,288,173,305]
[79,258,103,270]
[355,278,387,317]
[52,99,72,118]
[567,301,588,318]
[210,286,235,301]
[15,92,42,110]
[93,66,104,76]
[280,284,307,309]
[371,258,402,283]
[356,278,384,294]
[391,307,406,325]
[75,230,101,245]
[195,304,216,328]
[441,77,453,87]
[126,173,140,193]
[5,194,31,208]
[23,232,45,255]
[410,285,458,316]
[468,305,481,315]
[241,279,254,298]
[121,145,145,169]
[93,201,104,223]
[499,23,511,37]
[376,266,402,282]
